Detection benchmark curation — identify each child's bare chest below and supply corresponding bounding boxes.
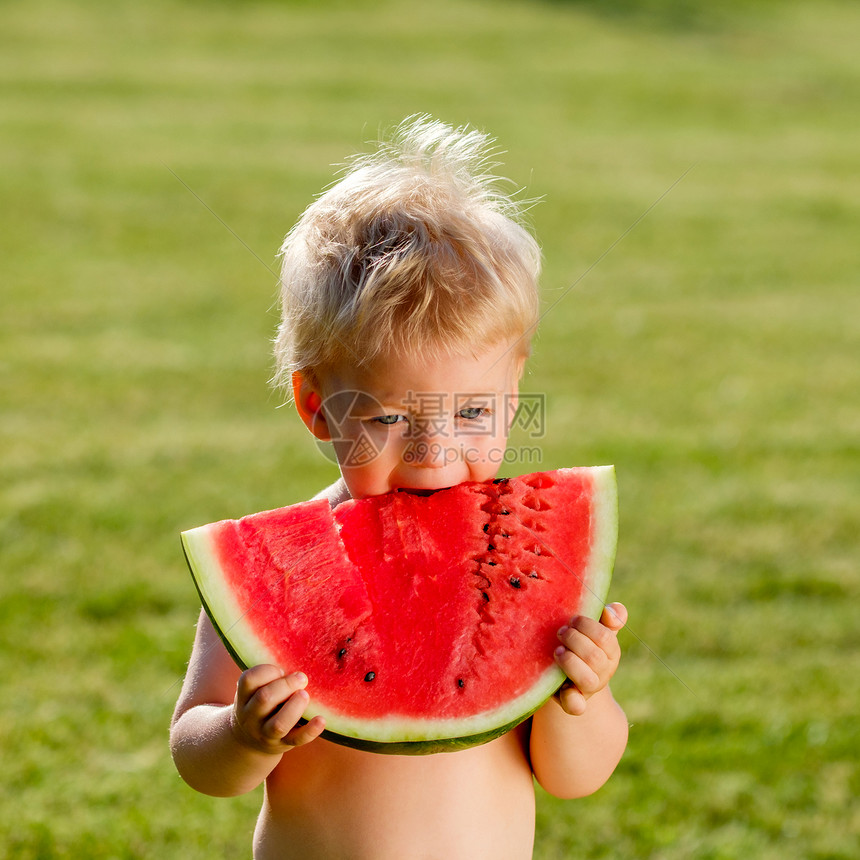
[257,729,535,859]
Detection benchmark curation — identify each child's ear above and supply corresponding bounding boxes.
[516,354,527,381]
[505,356,528,432]
[292,371,332,441]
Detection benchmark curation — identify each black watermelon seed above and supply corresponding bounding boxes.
[337,648,347,659]
[481,591,490,602]
[487,543,495,552]
[364,671,376,682]
[509,577,521,589]
[457,678,465,688]
[483,523,490,533]
[528,572,539,579]
[493,477,509,485]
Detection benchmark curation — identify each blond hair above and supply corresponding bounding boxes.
[273,116,541,392]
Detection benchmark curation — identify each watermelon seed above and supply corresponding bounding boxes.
[509,577,521,589]
[481,591,490,602]
[483,523,490,533]
[457,678,465,688]
[487,544,495,552]
[337,648,347,659]
[364,671,376,682]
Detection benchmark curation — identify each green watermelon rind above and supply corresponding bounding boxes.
[180,465,617,755]
[574,464,618,622]
[182,525,280,669]
[315,665,566,754]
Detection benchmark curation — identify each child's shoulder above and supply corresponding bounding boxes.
[312,478,351,509]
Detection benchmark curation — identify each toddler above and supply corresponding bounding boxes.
[171,116,628,859]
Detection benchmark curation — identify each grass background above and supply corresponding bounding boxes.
[2,0,858,856]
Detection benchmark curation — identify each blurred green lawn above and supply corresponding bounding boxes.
[1,0,858,857]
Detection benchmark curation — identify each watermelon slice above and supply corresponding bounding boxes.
[181,466,617,754]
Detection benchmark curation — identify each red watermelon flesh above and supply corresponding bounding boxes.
[181,466,617,753]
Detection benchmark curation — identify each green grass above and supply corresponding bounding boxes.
[2,0,858,856]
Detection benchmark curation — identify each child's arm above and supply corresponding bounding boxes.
[529,603,629,799]
[170,609,325,797]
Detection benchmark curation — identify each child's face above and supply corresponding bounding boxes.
[298,341,526,500]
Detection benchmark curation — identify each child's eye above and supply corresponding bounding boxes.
[457,407,486,420]
[372,414,406,426]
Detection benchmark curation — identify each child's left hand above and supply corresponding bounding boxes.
[554,602,627,716]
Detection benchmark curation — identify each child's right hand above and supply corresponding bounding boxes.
[230,664,326,755]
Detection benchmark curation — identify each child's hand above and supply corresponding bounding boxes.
[230,664,326,755]
[553,603,627,716]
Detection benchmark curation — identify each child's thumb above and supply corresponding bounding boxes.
[602,602,628,631]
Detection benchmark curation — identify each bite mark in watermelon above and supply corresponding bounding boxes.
[181,466,617,754]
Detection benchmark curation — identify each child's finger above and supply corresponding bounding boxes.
[600,602,628,632]
[263,687,312,741]
[285,714,327,748]
[554,642,602,696]
[242,670,307,726]
[556,683,587,716]
[236,664,286,706]
[560,617,620,666]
